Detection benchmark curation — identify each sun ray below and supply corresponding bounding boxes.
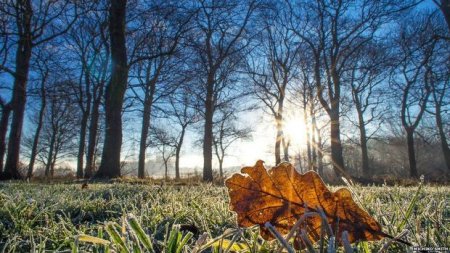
[284,116,308,149]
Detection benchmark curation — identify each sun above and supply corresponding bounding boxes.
[283,116,308,148]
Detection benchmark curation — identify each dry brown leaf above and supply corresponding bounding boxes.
[225,160,389,247]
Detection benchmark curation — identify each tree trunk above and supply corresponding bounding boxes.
[203,75,215,182]
[50,160,55,177]
[137,105,150,179]
[310,104,318,172]
[95,0,128,179]
[175,126,186,180]
[317,133,324,177]
[406,128,418,178]
[76,68,92,178]
[315,121,324,177]
[304,107,312,170]
[219,158,224,180]
[355,103,370,178]
[2,0,33,180]
[45,152,51,178]
[275,114,282,165]
[138,84,156,179]
[50,144,58,178]
[3,75,29,179]
[77,108,90,178]
[435,104,450,171]
[164,158,169,180]
[27,89,46,179]
[0,105,12,174]
[282,137,289,162]
[359,124,370,178]
[45,133,57,177]
[275,95,286,165]
[329,110,347,178]
[85,94,102,178]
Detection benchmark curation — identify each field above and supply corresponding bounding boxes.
[0,181,448,252]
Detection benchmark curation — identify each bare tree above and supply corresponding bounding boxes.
[190,0,258,181]
[288,0,419,179]
[95,0,128,178]
[294,62,320,172]
[84,15,110,179]
[128,2,190,179]
[213,107,252,180]
[167,86,200,180]
[425,14,450,171]
[130,55,176,179]
[343,42,389,178]
[26,47,55,178]
[64,4,110,178]
[96,0,192,179]
[391,13,438,178]
[430,73,450,171]
[0,0,78,179]
[150,126,177,180]
[248,3,300,165]
[295,67,329,177]
[36,81,79,177]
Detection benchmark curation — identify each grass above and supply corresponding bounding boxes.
[0,181,448,252]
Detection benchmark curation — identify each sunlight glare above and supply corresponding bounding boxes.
[283,116,308,149]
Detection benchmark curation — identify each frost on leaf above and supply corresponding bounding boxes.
[225,160,386,246]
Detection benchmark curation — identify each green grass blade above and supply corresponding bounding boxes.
[167,227,182,253]
[105,222,130,253]
[176,232,193,253]
[71,242,78,253]
[397,180,423,231]
[360,241,370,253]
[127,214,154,252]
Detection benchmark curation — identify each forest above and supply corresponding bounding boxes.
[0,1,449,252]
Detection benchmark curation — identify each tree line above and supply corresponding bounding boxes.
[0,0,449,182]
